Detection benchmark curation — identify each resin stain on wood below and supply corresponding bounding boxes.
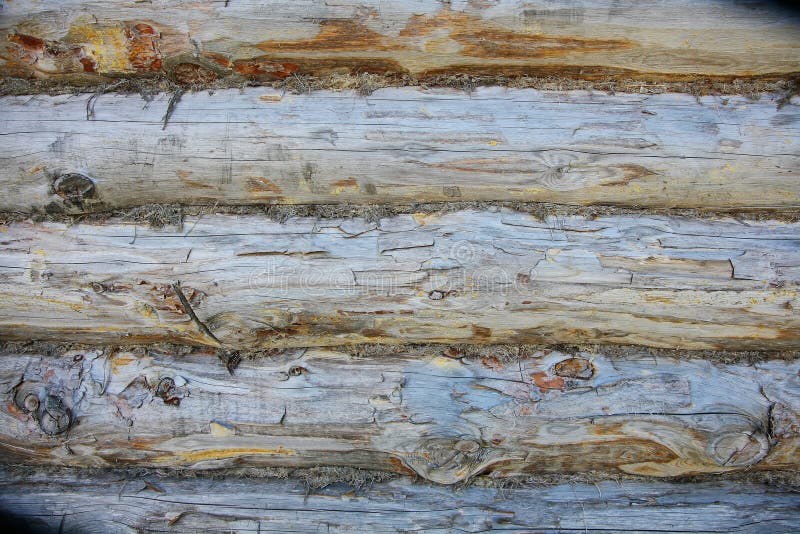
[1,1,799,80]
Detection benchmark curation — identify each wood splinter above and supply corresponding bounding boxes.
[171,281,222,347]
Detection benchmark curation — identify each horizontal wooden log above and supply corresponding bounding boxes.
[1,470,799,533]
[0,347,798,482]
[1,1,799,81]
[1,210,799,349]
[1,89,799,211]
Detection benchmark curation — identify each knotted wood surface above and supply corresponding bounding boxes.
[2,1,798,80]
[1,469,799,533]
[1,210,798,349]
[1,347,797,482]
[1,89,798,211]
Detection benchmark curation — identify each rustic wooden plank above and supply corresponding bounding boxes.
[1,1,799,81]
[1,88,798,211]
[0,347,798,481]
[1,210,798,349]
[1,470,799,533]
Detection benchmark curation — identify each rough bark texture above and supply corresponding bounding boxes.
[1,89,798,212]
[1,469,799,533]
[1,210,798,349]
[1,1,799,83]
[0,347,798,482]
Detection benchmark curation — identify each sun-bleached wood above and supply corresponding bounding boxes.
[1,88,799,211]
[0,347,798,482]
[1,209,798,349]
[1,470,799,533]
[1,1,799,80]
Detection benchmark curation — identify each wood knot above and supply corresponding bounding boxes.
[553,357,595,380]
[454,439,480,453]
[429,289,458,300]
[23,393,40,412]
[443,186,461,198]
[53,173,96,205]
[91,282,106,293]
[13,382,43,414]
[707,431,770,467]
[12,380,76,436]
[38,395,73,436]
[288,366,308,377]
[155,377,181,406]
[402,437,498,484]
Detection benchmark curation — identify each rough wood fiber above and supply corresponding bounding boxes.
[1,209,798,349]
[2,1,798,527]
[1,470,799,533]
[1,88,799,211]
[1,347,798,481]
[1,1,799,81]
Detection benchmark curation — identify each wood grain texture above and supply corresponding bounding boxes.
[1,0,799,81]
[1,347,798,481]
[1,470,799,533]
[1,88,799,211]
[1,209,799,349]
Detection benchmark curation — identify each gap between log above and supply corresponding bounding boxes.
[0,464,798,490]
[4,201,800,227]
[2,71,799,100]
[2,341,799,366]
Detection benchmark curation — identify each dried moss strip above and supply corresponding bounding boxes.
[2,71,800,99]
[0,464,798,490]
[2,341,798,366]
[3,201,800,228]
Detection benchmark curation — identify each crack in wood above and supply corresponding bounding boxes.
[0,346,795,481]
[2,89,799,214]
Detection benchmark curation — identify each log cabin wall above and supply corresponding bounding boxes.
[0,1,799,532]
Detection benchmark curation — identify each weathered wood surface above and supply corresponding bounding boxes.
[0,347,798,482]
[1,471,799,534]
[2,0,799,81]
[1,89,799,211]
[1,210,799,349]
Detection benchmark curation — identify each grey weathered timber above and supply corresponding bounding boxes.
[0,347,798,481]
[1,89,799,211]
[3,1,799,528]
[1,0,798,80]
[1,210,798,349]
[1,469,799,533]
